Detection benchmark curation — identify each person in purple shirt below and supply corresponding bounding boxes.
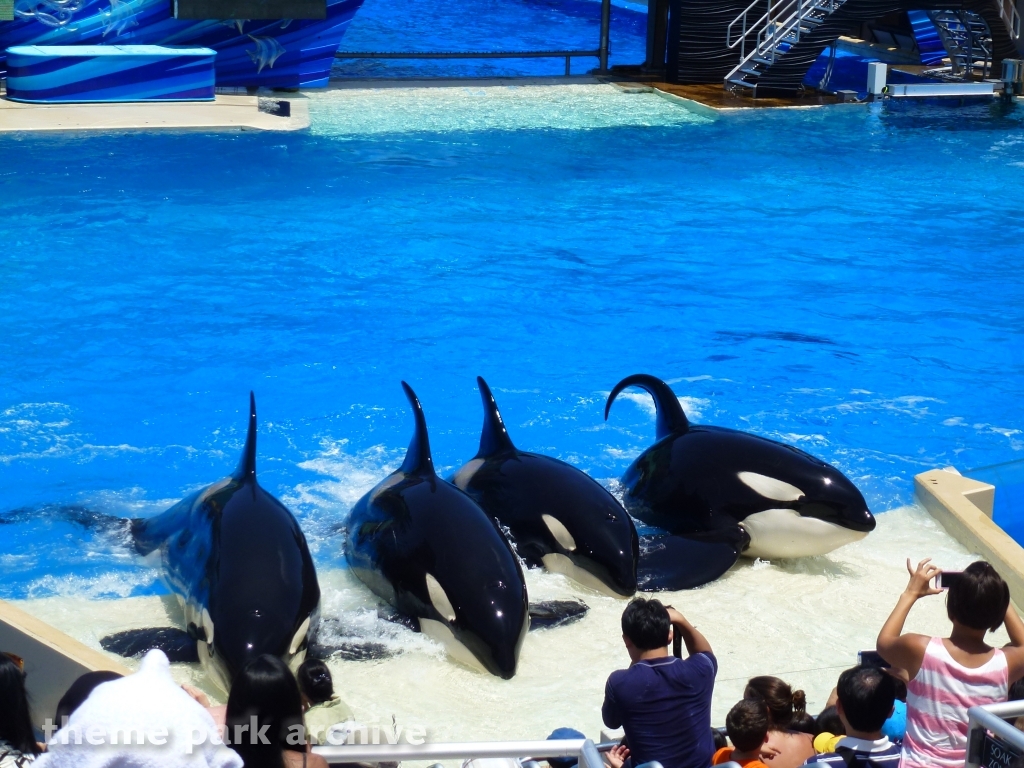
[602,598,717,768]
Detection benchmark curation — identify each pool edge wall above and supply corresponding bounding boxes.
[914,467,1024,602]
[0,598,130,729]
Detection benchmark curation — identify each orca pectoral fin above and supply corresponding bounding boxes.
[528,599,589,630]
[100,627,198,663]
[309,639,397,661]
[637,534,741,591]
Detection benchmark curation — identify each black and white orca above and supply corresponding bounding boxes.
[451,377,639,597]
[101,394,321,692]
[345,382,530,679]
[605,374,875,589]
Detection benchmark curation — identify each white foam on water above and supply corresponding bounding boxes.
[305,84,710,137]
[13,503,1004,751]
[611,391,711,422]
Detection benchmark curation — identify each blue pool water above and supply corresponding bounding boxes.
[332,0,647,78]
[1,94,1023,602]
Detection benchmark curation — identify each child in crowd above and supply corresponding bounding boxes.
[805,666,900,767]
[296,659,355,745]
[712,699,770,767]
[877,559,1024,768]
[812,707,844,754]
[744,677,814,768]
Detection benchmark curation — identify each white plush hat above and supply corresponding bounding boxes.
[37,650,242,768]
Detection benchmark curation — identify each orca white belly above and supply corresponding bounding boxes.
[740,508,867,559]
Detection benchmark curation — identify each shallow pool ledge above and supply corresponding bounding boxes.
[915,467,1024,599]
[0,598,130,726]
[0,94,309,133]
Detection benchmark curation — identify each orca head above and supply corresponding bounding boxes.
[735,456,875,559]
[200,393,321,689]
[538,502,639,598]
[473,377,638,597]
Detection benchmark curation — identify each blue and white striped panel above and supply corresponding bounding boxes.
[5,44,216,102]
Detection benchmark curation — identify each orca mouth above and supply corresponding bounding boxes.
[739,508,869,559]
[797,501,876,533]
[541,552,636,597]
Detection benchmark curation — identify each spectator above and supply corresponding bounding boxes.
[876,558,1024,768]
[602,598,716,768]
[805,666,900,767]
[744,677,814,768]
[1,652,40,768]
[712,699,770,767]
[788,713,815,736]
[295,659,354,745]
[53,671,123,728]
[226,655,328,768]
[812,707,843,754]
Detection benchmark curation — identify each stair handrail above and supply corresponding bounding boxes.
[998,0,1020,39]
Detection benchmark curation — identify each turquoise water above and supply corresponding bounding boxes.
[1,91,1023,602]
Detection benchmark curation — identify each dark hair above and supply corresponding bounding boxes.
[296,659,333,705]
[711,728,728,750]
[789,711,816,735]
[55,671,123,726]
[726,698,770,753]
[745,676,806,729]
[947,561,1010,632]
[621,598,670,651]
[226,655,306,768]
[816,706,845,737]
[1010,678,1024,702]
[836,666,897,733]
[0,653,40,756]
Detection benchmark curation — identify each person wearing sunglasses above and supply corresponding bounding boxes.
[1,652,40,768]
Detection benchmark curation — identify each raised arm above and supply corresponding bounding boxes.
[666,607,713,657]
[876,558,941,678]
[1002,604,1024,682]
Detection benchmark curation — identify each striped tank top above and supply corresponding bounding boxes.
[902,636,1008,768]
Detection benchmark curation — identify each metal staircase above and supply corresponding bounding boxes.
[927,10,994,76]
[723,0,846,91]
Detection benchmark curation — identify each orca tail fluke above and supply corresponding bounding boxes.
[604,374,690,440]
[400,381,435,476]
[234,391,258,483]
[475,376,516,458]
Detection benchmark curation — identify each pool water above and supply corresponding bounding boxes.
[1,86,1023,735]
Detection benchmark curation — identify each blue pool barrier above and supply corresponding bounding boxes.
[5,45,216,103]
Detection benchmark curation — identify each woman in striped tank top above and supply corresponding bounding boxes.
[876,559,1024,768]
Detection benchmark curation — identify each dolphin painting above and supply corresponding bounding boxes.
[101,394,321,693]
[451,377,639,597]
[605,374,875,589]
[345,382,530,679]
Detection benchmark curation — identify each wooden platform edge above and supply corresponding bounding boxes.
[914,467,1024,603]
[0,597,130,728]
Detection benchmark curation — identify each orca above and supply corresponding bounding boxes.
[451,377,639,597]
[100,394,321,693]
[345,382,530,679]
[605,374,875,589]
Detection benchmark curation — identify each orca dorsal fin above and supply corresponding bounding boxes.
[604,374,690,440]
[475,376,516,458]
[233,391,258,483]
[400,381,435,476]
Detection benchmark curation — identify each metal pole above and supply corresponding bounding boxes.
[598,0,611,73]
[566,54,571,75]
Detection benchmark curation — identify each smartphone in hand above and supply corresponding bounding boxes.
[858,650,891,669]
[934,571,963,590]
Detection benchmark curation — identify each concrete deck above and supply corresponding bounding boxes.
[915,467,1024,602]
[0,598,129,728]
[0,93,309,133]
